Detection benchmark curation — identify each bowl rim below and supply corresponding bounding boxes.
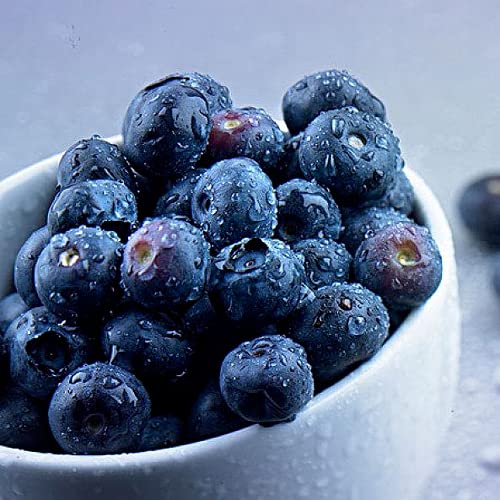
[0,136,456,469]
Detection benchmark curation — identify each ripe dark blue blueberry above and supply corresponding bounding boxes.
[154,168,206,221]
[283,283,389,385]
[283,69,386,135]
[0,293,29,334]
[293,239,352,289]
[138,414,184,451]
[209,238,304,326]
[275,179,341,242]
[56,136,137,194]
[458,174,500,245]
[35,227,123,320]
[205,107,284,173]
[122,76,211,179]
[102,307,194,387]
[341,207,411,255]
[48,180,138,239]
[299,107,400,204]
[188,380,247,440]
[354,222,443,310]
[220,335,314,424]
[192,158,277,250]
[271,132,305,186]
[14,226,50,308]
[7,307,93,399]
[48,362,151,454]
[121,218,209,309]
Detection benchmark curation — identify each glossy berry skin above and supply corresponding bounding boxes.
[459,174,500,245]
[354,222,443,310]
[56,136,137,194]
[154,168,206,221]
[220,335,314,424]
[205,107,284,173]
[102,307,194,387]
[299,107,400,204]
[35,227,123,320]
[48,362,151,455]
[122,76,211,179]
[271,132,305,186]
[275,179,341,242]
[14,226,50,308]
[138,414,184,451]
[209,238,305,326]
[341,207,411,255]
[283,69,386,135]
[7,307,93,399]
[0,386,52,451]
[48,180,139,240]
[283,283,389,385]
[188,380,247,441]
[0,293,29,334]
[293,239,352,289]
[192,158,277,251]
[121,218,209,309]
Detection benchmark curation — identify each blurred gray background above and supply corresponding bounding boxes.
[1,0,500,498]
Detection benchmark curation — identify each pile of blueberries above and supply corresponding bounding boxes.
[0,69,443,455]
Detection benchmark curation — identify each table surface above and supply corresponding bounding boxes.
[1,1,499,498]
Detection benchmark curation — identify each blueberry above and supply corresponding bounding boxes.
[154,168,206,221]
[275,179,341,242]
[283,69,386,135]
[209,238,304,326]
[35,227,123,320]
[138,414,184,451]
[192,158,277,250]
[121,218,209,309]
[458,174,500,245]
[122,76,211,179]
[220,335,314,424]
[48,180,139,240]
[341,207,411,255]
[56,136,138,194]
[205,107,284,173]
[283,283,389,385]
[0,386,52,451]
[299,107,400,204]
[292,239,352,289]
[102,306,194,387]
[48,362,151,454]
[14,226,50,308]
[0,293,29,335]
[188,380,247,441]
[7,307,93,399]
[353,222,443,310]
[270,132,305,186]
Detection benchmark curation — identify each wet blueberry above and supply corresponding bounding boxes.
[48,362,151,454]
[341,207,411,255]
[122,76,211,179]
[209,238,305,326]
[299,107,401,204]
[121,218,209,309]
[283,282,389,385]
[0,293,29,335]
[35,227,123,320]
[192,158,277,251]
[354,222,443,310]
[293,239,352,289]
[14,226,50,308]
[270,132,305,186]
[283,69,386,135]
[220,335,314,424]
[48,180,139,240]
[275,179,341,242]
[7,307,93,399]
[205,107,284,173]
[138,414,184,451]
[458,174,500,245]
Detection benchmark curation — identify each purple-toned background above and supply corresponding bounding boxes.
[1,1,500,498]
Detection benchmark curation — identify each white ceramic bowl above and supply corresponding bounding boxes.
[0,138,460,500]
